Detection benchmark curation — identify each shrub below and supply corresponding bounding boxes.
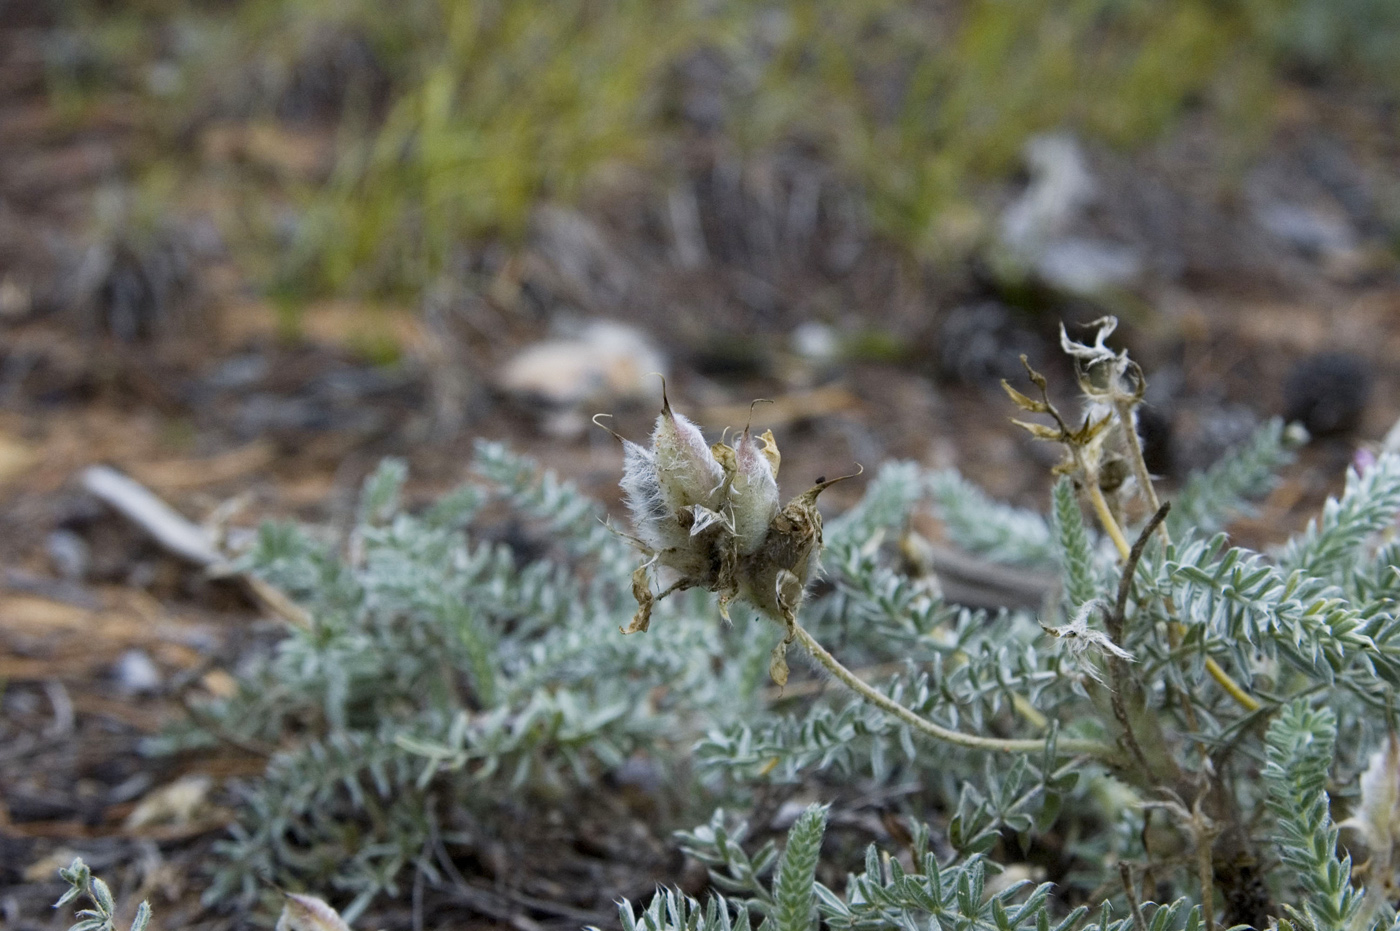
[177,316,1400,929]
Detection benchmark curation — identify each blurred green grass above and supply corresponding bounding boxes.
[43,0,1400,304]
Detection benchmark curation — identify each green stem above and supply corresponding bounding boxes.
[791,623,1120,763]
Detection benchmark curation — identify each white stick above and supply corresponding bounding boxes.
[82,465,222,566]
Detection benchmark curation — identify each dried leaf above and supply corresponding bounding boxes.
[1002,381,1051,414]
[1340,733,1400,876]
[623,564,654,634]
[1012,419,1067,441]
[769,639,789,688]
[276,893,353,931]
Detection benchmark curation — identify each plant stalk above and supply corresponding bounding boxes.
[791,622,1119,762]
[1090,481,1260,714]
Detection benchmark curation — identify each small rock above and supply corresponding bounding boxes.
[45,529,90,582]
[1000,134,1096,252]
[790,321,839,365]
[0,275,31,319]
[1254,202,1359,266]
[497,321,666,431]
[205,353,270,391]
[1284,352,1371,438]
[125,773,213,829]
[1032,238,1142,294]
[114,649,162,696]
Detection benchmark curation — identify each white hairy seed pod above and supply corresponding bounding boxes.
[602,392,859,681]
[652,391,725,514]
[730,428,780,554]
[618,439,685,552]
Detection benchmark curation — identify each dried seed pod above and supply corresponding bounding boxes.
[730,428,780,554]
[652,385,725,513]
[738,472,856,624]
[618,440,681,553]
[599,390,859,683]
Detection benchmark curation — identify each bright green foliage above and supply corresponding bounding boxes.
[52,0,1400,297]
[278,0,691,293]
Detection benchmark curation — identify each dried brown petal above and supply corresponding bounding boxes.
[623,563,655,634]
[769,639,790,688]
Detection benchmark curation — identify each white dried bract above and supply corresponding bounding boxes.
[1040,599,1133,686]
[599,385,856,685]
[1341,733,1400,897]
[1058,316,1142,405]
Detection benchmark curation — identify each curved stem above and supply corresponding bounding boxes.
[1205,659,1261,711]
[791,623,1120,763]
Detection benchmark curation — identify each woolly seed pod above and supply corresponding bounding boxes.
[730,427,781,554]
[652,390,725,513]
[599,390,860,684]
[617,439,681,553]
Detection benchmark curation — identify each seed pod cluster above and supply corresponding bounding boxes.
[600,386,855,684]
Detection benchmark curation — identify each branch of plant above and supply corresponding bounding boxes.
[1107,502,1172,644]
[767,659,1051,731]
[1119,862,1149,931]
[1087,482,1134,559]
[790,622,1120,763]
[1106,502,1173,778]
[1090,483,1260,714]
[1114,397,1169,548]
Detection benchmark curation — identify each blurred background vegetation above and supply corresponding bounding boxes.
[40,0,1400,309]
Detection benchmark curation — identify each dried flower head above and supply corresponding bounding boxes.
[599,385,857,685]
[1002,354,1114,482]
[1004,316,1151,508]
[1058,316,1144,407]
